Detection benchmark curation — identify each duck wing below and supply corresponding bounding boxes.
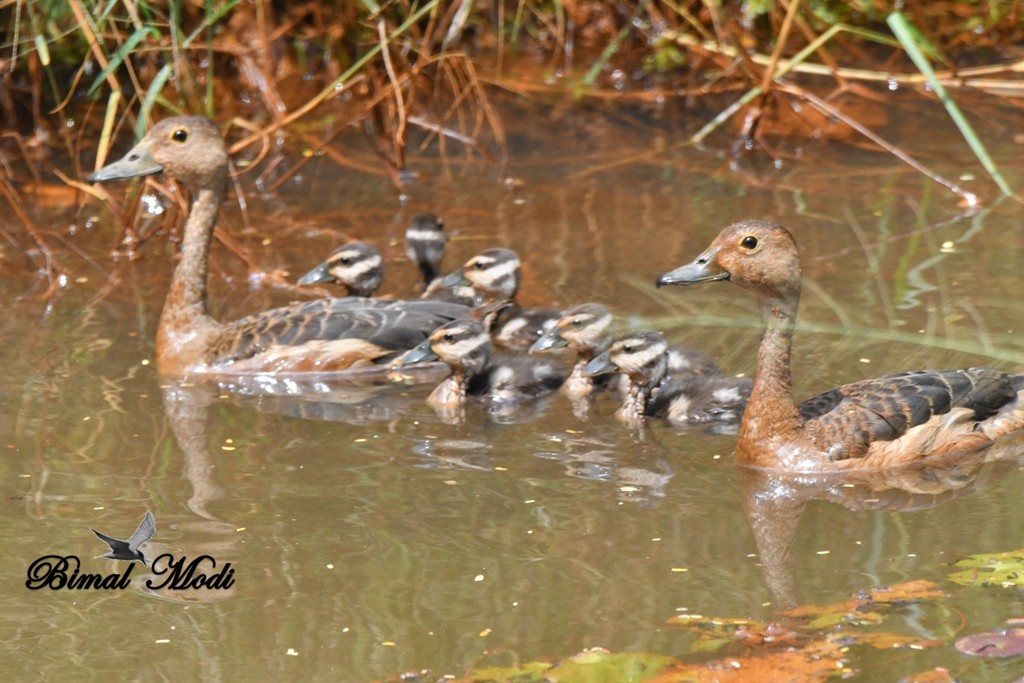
[209,298,470,368]
[800,368,1018,460]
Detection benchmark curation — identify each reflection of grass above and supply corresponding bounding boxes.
[625,274,1024,366]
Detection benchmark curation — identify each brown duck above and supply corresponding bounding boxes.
[89,117,468,376]
[657,220,1024,471]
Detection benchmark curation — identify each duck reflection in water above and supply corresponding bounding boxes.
[738,437,1024,612]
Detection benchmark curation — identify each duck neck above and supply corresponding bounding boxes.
[739,294,803,449]
[156,178,225,373]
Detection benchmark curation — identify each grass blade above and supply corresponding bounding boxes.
[87,26,157,95]
[887,11,1013,197]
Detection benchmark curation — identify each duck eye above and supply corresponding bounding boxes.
[473,261,486,270]
[571,319,583,328]
[740,235,758,250]
[339,256,350,265]
[442,333,454,343]
[623,345,633,354]
[171,128,188,143]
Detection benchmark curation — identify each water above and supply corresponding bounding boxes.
[2,94,1024,681]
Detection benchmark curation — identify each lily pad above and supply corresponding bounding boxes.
[955,628,1024,657]
[948,549,1024,588]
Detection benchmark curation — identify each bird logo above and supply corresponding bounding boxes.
[91,511,156,566]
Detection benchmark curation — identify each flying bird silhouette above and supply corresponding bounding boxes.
[91,511,156,566]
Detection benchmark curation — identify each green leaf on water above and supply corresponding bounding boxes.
[948,549,1024,588]
[544,649,677,681]
[470,661,550,681]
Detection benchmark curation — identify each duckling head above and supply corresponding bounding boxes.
[442,248,521,300]
[297,241,383,296]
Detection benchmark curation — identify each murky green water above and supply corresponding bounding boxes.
[3,94,1024,681]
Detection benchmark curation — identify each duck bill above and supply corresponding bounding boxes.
[529,328,568,354]
[582,351,616,378]
[440,268,470,288]
[656,246,729,287]
[399,339,439,366]
[296,261,334,286]
[88,139,164,183]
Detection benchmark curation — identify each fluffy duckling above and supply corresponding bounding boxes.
[296,240,383,297]
[583,330,751,427]
[656,219,1024,471]
[89,116,469,376]
[404,214,479,306]
[531,303,722,400]
[440,247,560,349]
[404,213,447,292]
[398,318,565,422]
[530,303,614,400]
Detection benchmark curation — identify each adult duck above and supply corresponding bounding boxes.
[656,220,1024,471]
[89,116,468,376]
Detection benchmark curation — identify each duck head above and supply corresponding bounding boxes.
[657,220,802,302]
[89,116,228,192]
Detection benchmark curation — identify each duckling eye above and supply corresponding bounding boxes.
[473,261,486,270]
[442,333,454,343]
[339,256,351,265]
[571,319,583,328]
[623,345,633,354]
[740,235,758,250]
[171,128,188,143]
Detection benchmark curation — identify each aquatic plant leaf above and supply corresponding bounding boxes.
[898,668,956,683]
[850,632,942,650]
[782,579,945,627]
[469,661,551,681]
[948,549,1024,587]
[544,650,678,681]
[648,636,847,683]
[955,628,1024,657]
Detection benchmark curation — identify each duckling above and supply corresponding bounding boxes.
[440,247,560,350]
[404,214,479,306]
[656,219,1024,471]
[530,303,613,400]
[398,318,565,422]
[530,303,722,401]
[296,240,383,296]
[583,330,751,427]
[89,116,470,376]
[404,213,447,292]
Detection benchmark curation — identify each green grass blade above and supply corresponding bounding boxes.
[887,11,1013,197]
[87,27,157,95]
[582,0,649,87]
[136,63,173,139]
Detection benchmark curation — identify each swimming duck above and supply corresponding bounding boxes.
[404,213,447,292]
[656,219,1024,471]
[296,240,383,296]
[89,116,469,376]
[530,303,614,400]
[530,303,724,401]
[583,330,751,426]
[404,214,479,306]
[398,318,565,422]
[440,247,560,349]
